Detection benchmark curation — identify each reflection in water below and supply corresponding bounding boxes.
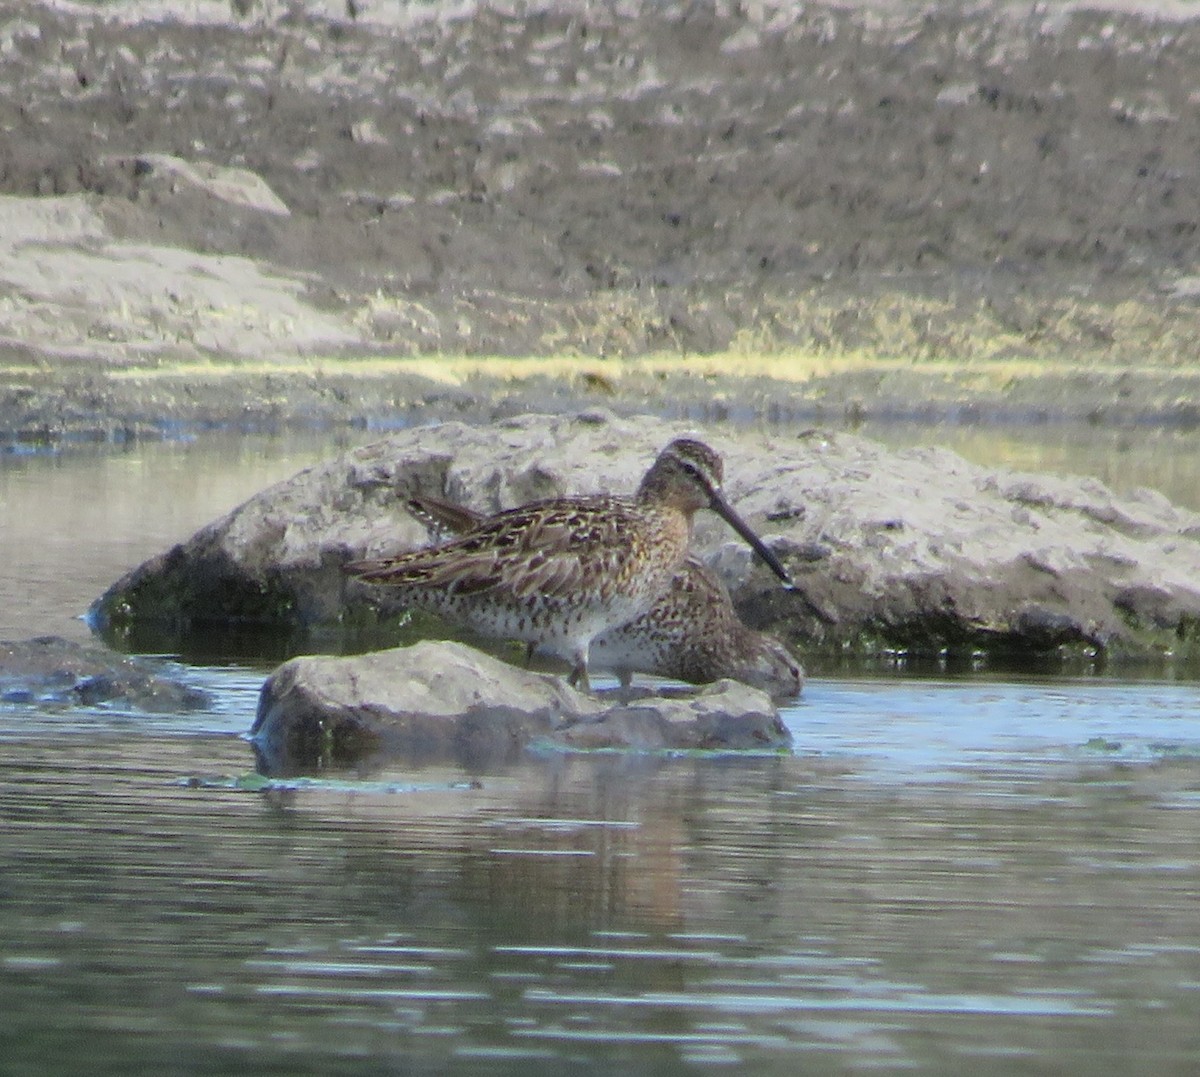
[1,678,1198,1074]
[0,432,361,642]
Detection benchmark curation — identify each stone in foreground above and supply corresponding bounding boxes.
[250,640,791,773]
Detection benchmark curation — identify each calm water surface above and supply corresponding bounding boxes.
[2,425,1199,1074]
[2,675,1198,1074]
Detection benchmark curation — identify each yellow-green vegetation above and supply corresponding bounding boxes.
[41,287,1194,382]
[4,289,1197,450]
[714,291,1196,366]
[2,283,1190,388]
[520,287,1200,368]
[71,348,1170,396]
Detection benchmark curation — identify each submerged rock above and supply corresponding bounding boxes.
[93,411,1200,670]
[0,635,209,712]
[250,640,790,773]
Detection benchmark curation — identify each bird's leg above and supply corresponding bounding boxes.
[524,641,536,666]
[567,647,592,693]
[567,664,592,692]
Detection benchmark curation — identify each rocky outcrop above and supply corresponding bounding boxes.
[92,411,1200,670]
[0,194,356,365]
[250,640,790,773]
[0,635,209,711]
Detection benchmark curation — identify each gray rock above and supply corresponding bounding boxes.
[0,635,210,712]
[92,411,1200,668]
[0,193,355,365]
[250,640,790,773]
[115,154,292,216]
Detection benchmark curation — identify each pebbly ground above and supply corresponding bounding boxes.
[2,0,1200,440]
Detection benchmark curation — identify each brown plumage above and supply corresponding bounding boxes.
[343,438,793,691]
[406,491,804,699]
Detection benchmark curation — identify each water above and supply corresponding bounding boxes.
[2,424,1200,1073]
[2,676,1198,1074]
[0,431,356,643]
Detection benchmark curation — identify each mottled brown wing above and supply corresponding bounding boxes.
[344,538,507,594]
[345,495,636,601]
[405,493,485,536]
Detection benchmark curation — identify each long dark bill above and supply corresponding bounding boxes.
[710,494,794,587]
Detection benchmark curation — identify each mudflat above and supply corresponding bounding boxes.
[1,0,1199,438]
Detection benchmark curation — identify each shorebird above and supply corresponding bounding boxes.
[343,438,793,691]
[405,492,804,699]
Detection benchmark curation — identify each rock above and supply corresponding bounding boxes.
[555,683,790,754]
[249,640,790,773]
[0,635,210,712]
[118,154,292,216]
[0,193,357,364]
[92,411,1200,668]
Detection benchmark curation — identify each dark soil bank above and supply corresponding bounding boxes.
[4,0,1200,360]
